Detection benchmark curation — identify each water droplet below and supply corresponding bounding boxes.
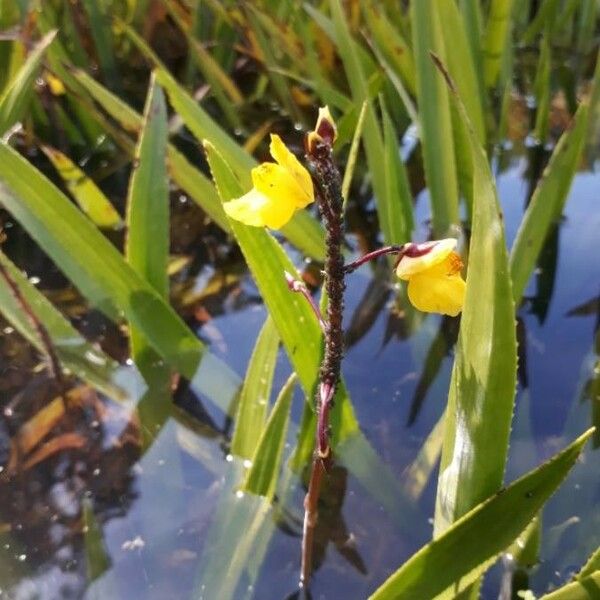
[235,490,244,499]
[3,327,14,334]
[242,459,252,469]
[17,554,26,562]
[28,276,40,285]
[225,454,233,463]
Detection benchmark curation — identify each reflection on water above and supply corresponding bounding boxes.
[1,126,600,600]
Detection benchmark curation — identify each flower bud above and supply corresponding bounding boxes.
[307,106,337,154]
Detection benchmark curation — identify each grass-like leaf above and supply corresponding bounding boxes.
[540,570,600,599]
[370,429,594,599]
[40,145,123,229]
[0,142,239,412]
[231,316,280,460]
[242,373,297,500]
[0,251,143,403]
[125,75,173,444]
[482,0,515,88]
[329,0,411,245]
[510,103,591,304]
[432,56,517,535]
[0,31,56,135]
[82,498,111,583]
[411,0,459,235]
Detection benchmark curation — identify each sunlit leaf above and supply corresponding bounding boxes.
[242,373,297,500]
[510,102,592,304]
[328,0,410,245]
[0,251,142,403]
[0,143,239,413]
[0,31,56,135]
[540,570,600,600]
[125,75,173,446]
[341,100,366,206]
[411,0,459,235]
[370,429,594,600]
[231,316,280,460]
[41,145,123,229]
[432,57,517,535]
[482,0,515,88]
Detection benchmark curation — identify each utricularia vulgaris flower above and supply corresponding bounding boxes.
[223,134,314,229]
[223,107,338,230]
[395,238,466,316]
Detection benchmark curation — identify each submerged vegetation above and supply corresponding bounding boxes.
[0,0,599,598]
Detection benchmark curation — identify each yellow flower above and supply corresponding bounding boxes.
[396,238,466,317]
[223,134,314,229]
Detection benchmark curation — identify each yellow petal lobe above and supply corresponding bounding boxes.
[396,238,457,280]
[268,134,313,208]
[405,252,466,316]
[223,187,297,230]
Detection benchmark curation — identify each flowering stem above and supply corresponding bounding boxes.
[343,244,407,274]
[300,138,345,587]
[284,271,327,333]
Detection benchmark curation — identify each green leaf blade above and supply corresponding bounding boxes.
[0,251,142,403]
[433,59,517,535]
[0,142,239,411]
[0,31,56,135]
[510,103,590,305]
[411,0,459,236]
[231,316,280,460]
[41,145,123,229]
[242,373,297,500]
[370,429,594,600]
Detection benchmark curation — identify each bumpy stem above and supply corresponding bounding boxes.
[300,138,345,587]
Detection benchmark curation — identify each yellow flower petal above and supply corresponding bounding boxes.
[223,188,296,230]
[404,252,466,316]
[407,271,466,316]
[223,188,270,227]
[252,161,310,214]
[224,135,313,229]
[396,238,458,280]
[268,134,313,208]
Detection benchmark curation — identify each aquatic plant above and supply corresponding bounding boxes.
[0,1,598,599]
